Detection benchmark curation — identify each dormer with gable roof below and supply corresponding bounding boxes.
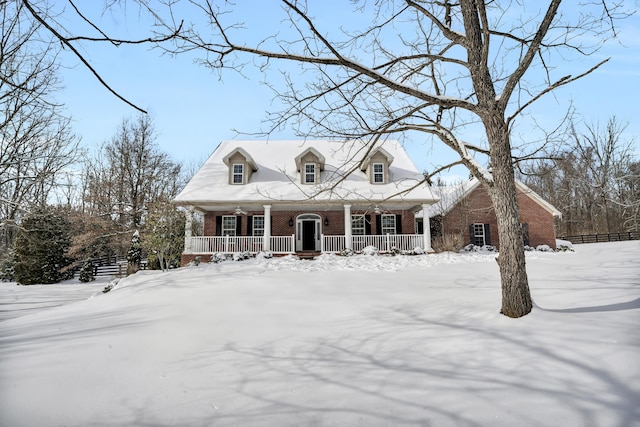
[294,147,325,185]
[223,147,258,185]
[360,146,394,184]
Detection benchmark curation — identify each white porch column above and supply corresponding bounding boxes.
[343,204,352,250]
[263,204,272,251]
[421,204,433,253]
[183,206,194,254]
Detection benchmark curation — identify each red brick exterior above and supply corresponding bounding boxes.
[203,209,417,237]
[182,208,419,266]
[438,185,557,249]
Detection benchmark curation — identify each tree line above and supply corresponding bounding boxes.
[517,117,639,237]
[1,112,189,284]
[0,2,193,284]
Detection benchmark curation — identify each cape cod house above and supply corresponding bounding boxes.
[417,178,562,250]
[174,140,438,264]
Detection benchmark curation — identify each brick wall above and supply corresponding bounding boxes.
[202,209,417,236]
[441,185,557,249]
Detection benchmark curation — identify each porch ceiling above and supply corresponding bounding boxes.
[189,200,433,214]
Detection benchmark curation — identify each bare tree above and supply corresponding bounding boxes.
[81,114,183,256]
[0,0,80,255]
[521,117,638,235]
[144,0,625,317]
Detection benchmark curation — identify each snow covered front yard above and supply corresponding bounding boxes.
[1,241,639,426]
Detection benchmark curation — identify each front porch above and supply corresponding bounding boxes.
[185,233,428,257]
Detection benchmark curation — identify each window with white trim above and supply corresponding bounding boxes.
[304,163,316,184]
[373,163,384,183]
[472,223,486,246]
[381,214,396,235]
[252,215,265,236]
[351,215,365,235]
[232,164,244,184]
[222,216,237,236]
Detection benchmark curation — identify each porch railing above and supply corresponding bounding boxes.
[190,235,295,255]
[187,234,425,254]
[348,234,424,252]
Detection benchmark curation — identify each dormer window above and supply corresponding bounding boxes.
[223,147,258,186]
[232,164,244,184]
[305,163,316,184]
[361,146,394,185]
[373,163,384,183]
[295,147,325,185]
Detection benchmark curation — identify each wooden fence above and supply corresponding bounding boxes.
[72,255,147,278]
[559,232,639,245]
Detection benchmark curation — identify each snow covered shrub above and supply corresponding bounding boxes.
[210,253,227,263]
[78,262,95,282]
[233,251,251,261]
[555,240,574,252]
[388,246,402,256]
[339,248,355,257]
[536,244,553,252]
[524,245,535,251]
[256,251,273,260]
[402,247,425,256]
[361,246,379,256]
[460,244,497,253]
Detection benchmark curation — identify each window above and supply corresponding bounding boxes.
[232,164,244,184]
[352,215,366,235]
[222,216,237,236]
[373,163,384,183]
[253,216,265,237]
[472,223,486,246]
[304,163,316,184]
[381,214,396,235]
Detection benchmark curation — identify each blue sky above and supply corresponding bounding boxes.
[57,1,640,177]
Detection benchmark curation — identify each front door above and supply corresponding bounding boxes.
[296,214,321,251]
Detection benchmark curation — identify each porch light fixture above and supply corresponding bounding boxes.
[324,217,329,226]
[289,217,294,227]
[374,205,381,214]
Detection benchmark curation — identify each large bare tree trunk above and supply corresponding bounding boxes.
[485,117,532,317]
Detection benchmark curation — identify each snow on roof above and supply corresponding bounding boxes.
[174,140,438,207]
[416,178,562,218]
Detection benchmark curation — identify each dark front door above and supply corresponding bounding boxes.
[302,220,316,251]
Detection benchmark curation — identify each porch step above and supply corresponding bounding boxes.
[297,252,321,260]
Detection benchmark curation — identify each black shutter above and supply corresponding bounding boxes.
[469,224,474,244]
[375,214,382,235]
[365,215,371,235]
[484,224,491,245]
[416,218,424,235]
[216,216,222,236]
[236,216,242,235]
[396,214,402,234]
[247,216,253,235]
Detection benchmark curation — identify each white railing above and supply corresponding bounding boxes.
[270,235,296,254]
[349,234,424,252]
[189,235,295,255]
[321,235,345,253]
[188,234,425,255]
